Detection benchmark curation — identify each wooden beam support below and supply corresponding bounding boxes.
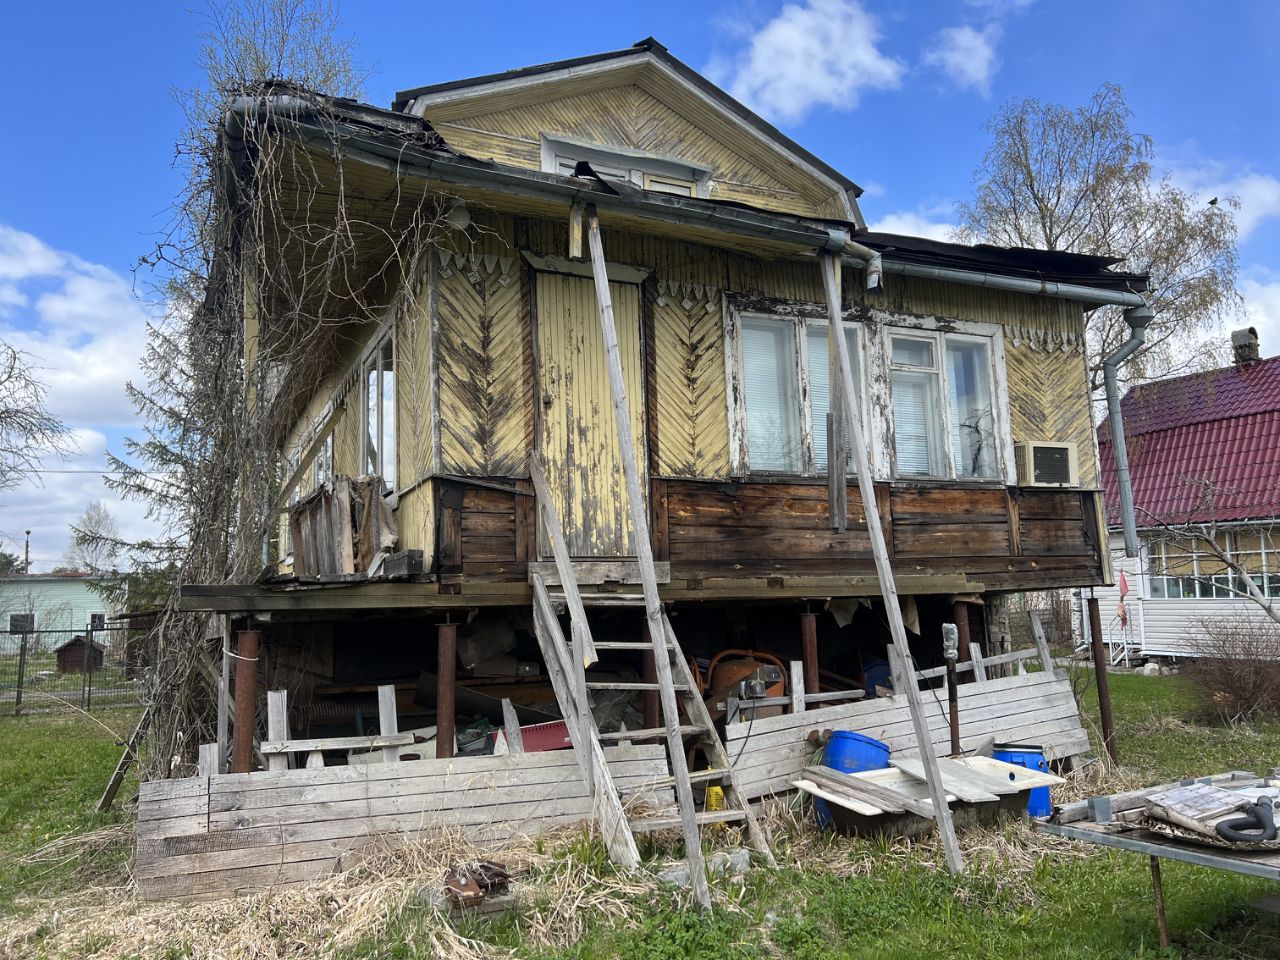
[437,622,457,760]
[1087,595,1119,764]
[231,630,261,774]
[820,251,964,874]
[266,690,289,772]
[800,611,820,696]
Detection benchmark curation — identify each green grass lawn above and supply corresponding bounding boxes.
[0,707,139,913]
[2,675,1279,958]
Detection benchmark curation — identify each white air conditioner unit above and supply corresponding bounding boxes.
[1014,441,1079,488]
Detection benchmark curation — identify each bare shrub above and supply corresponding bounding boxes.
[1184,616,1280,723]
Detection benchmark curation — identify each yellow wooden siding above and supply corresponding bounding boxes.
[652,284,731,478]
[430,84,828,218]
[395,480,436,564]
[536,273,644,557]
[436,253,531,476]
[396,269,434,490]
[1005,341,1099,487]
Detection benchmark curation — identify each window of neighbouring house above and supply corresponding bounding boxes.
[8,613,34,634]
[889,330,1000,480]
[1146,530,1280,599]
[737,313,861,475]
[361,334,396,489]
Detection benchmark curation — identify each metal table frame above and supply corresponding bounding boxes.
[1037,820,1280,947]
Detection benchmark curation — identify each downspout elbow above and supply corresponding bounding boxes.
[1103,303,1153,557]
[841,238,883,291]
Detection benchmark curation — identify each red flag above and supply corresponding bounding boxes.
[1119,571,1130,599]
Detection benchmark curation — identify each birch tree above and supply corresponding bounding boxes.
[957,84,1242,392]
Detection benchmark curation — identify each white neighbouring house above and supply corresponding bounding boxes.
[0,573,119,654]
[1091,328,1280,659]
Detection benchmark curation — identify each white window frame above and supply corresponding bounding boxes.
[726,306,867,478]
[877,318,1013,484]
[541,134,713,198]
[360,330,397,491]
[1144,526,1280,600]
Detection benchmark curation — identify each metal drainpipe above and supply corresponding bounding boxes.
[1103,304,1153,557]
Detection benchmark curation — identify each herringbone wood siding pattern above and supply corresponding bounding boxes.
[1006,343,1099,486]
[653,293,731,478]
[437,266,531,476]
[433,84,824,216]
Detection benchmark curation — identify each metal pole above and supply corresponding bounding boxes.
[951,600,972,665]
[1087,595,1120,764]
[943,622,960,756]
[1150,855,1170,948]
[800,611,820,696]
[85,623,94,712]
[436,621,457,759]
[14,632,27,717]
[231,629,261,774]
[641,642,660,732]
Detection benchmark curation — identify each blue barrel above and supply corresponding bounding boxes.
[814,731,890,827]
[992,743,1052,817]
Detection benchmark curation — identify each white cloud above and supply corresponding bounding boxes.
[1169,165,1280,240]
[0,429,159,572]
[0,226,151,428]
[708,0,905,124]
[1241,268,1280,358]
[923,24,1002,97]
[867,210,958,242]
[0,223,162,570]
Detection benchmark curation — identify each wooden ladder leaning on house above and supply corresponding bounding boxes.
[527,455,772,909]
[524,203,772,909]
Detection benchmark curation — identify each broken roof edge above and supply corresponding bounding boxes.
[220,84,1151,296]
[390,37,865,204]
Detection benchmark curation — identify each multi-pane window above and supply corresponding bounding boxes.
[889,331,999,480]
[313,432,334,487]
[361,335,396,489]
[738,315,860,475]
[1146,529,1280,599]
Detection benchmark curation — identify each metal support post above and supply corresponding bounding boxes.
[1087,594,1119,764]
[437,621,457,760]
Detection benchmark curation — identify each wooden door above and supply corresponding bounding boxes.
[535,272,645,557]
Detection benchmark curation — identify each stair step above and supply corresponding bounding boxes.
[598,724,707,742]
[551,593,646,607]
[593,641,679,651]
[631,809,748,832]
[632,768,730,791]
[586,681,690,692]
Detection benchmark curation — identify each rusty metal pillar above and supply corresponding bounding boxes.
[1088,595,1119,764]
[231,629,261,774]
[642,640,660,731]
[436,621,457,759]
[951,600,972,665]
[800,612,820,696]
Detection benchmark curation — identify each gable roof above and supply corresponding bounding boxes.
[1099,354,1280,526]
[393,37,864,221]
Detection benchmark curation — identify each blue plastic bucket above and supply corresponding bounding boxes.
[992,743,1052,817]
[814,731,891,827]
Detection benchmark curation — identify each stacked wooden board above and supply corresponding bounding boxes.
[727,669,1088,801]
[135,745,670,901]
[794,755,1063,836]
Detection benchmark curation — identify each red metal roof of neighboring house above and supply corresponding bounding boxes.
[1099,354,1280,526]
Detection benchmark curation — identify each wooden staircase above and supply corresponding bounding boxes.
[529,458,770,909]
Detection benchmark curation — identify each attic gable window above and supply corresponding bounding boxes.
[541,134,710,198]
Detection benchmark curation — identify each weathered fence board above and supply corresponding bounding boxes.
[726,670,1089,800]
[136,745,669,900]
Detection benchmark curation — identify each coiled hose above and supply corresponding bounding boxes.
[1215,800,1278,843]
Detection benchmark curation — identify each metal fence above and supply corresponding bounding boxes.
[0,623,145,715]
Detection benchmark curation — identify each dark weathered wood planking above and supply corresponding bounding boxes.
[427,475,1106,592]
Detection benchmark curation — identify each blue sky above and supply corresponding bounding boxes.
[1,0,1277,569]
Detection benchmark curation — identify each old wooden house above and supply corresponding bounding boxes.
[151,39,1148,899]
